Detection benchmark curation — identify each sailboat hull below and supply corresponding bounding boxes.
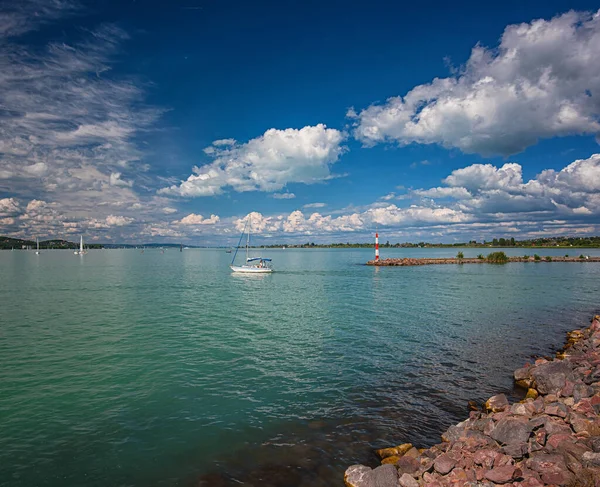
[230,265,273,273]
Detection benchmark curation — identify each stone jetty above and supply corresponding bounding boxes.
[367,256,600,266]
[344,315,600,486]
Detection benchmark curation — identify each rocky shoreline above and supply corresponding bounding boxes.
[344,315,600,486]
[367,256,600,266]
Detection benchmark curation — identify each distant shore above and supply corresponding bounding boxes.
[344,315,600,486]
[367,256,600,266]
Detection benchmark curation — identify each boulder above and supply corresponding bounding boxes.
[485,394,509,412]
[433,453,456,475]
[544,402,568,417]
[531,361,574,394]
[376,443,413,459]
[398,473,419,487]
[395,456,420,476]
[491,417,533,445]
[582,451,600,467]
[484,465,515,483]
[371,464,398,487]
[344,465,373,487]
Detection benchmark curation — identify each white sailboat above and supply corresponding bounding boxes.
[74,235,87,255]
[35,237,40,254]
[230,214,273,273]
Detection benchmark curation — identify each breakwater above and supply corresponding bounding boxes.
[344,315,600,486]
[367,256,600,266]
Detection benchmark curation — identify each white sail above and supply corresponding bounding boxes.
[80,235,83,252]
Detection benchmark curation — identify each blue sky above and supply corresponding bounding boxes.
[1,0,600,244]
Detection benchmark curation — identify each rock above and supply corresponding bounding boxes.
[468,400,480,411]
[395,456,420,476]
[441,424,466,443]
[525,388,539,399]
[344,465,373,487]
[433,453,456,475]
[484,465,515,483]
[573,383,594,402]
[510,403,530,416]
[380,455,400,465]
[501,442,528,459]
[473,449,497,469]
[582,451,600,467]
[491,417,533,445]
[531,361,574,394]
[545,433,574,450]
[403,447,419,459]
[376,443,413,459]
[545,402,568,417]
[514,366,532,381]
[486,394,509,412]
[371,464,398,487]
[540,470,573,485]
[527,453,568,475]
[398,473,418,487]
[544,418,572,436]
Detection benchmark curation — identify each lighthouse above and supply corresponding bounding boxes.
[375,231,380,261]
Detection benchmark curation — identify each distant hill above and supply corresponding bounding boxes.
[0,237,201,250]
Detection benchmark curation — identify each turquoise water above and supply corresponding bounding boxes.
[1,248,599,486]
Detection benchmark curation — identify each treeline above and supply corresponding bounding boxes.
[259,236,600,249]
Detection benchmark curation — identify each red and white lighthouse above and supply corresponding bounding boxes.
[375,231,380,261]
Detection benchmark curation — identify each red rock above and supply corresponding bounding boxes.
[541,470,573,485]
[544,402,568,417]
[534,428,546,446]
[446,467,468,483]
[484,465,515,483]
[433,453,456,475]
[546,433,574,450]
[473,449,496,469]
[493,452,514,467]
[395,456,420,476]
[486,394,509,412]
[574,398,595,415]
[560,380,574,397]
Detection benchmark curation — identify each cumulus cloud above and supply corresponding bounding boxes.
[351,10,600,156]
[272,193,296,199]
[175,213,220,225]
[0,197,20,216]
[160,124,346,197]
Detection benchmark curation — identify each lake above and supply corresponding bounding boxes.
[1,247,599,486]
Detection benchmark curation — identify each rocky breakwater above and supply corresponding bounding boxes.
[367,256,600,266]
[344,315,600,487]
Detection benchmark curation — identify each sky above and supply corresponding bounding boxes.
[1,0,600,245]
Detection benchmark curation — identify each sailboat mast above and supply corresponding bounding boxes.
[246,214,251,263]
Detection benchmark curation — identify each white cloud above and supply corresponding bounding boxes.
[351,10,600,156]
[160,124,346,197]
[303,202,326,208]
[109,172,133,188]
[272,193,296,199]
[162,207,178,214]
[0,197,20,216]
[175,213,220,225]
[105,215,134,226]
[413,187,472,199]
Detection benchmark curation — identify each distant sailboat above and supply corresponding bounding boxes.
[35,237,40,255]
[74,235,87,255]
[230,214,273,273]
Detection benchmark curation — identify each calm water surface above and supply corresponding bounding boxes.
[1,248,599,486]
